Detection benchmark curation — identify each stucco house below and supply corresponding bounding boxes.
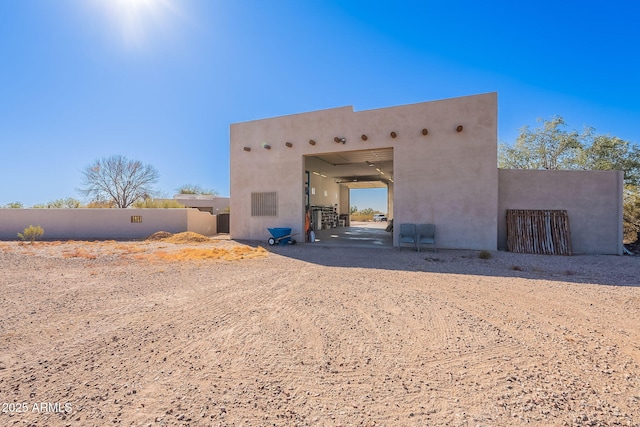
[169,195,230,214]
[230,93,623,254]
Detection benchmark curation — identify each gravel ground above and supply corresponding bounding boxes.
[0,239,639,426]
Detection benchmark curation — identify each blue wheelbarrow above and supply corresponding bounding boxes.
[267,227,297,246]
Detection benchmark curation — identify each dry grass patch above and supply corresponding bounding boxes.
[62,248,97,260]
[98,240,118,245]
[1,238,266,262]
[161,231,212,244]
[146,231,173,241]
[139,245,268,262]
[113,244,147,255]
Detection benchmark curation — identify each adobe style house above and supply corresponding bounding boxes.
[230,93,623,254]
[170,195,230,214]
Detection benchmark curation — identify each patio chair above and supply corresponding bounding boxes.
[399,223,417,250]
[417,223,436,252]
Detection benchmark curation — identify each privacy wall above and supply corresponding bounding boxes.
[498,169,623,255]
[0,209,216,240]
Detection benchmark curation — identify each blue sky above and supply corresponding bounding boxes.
[1,0,638,210]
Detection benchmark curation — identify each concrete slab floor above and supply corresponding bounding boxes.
[309,221,393,248]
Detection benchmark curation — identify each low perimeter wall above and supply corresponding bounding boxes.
[498,169,623,255]
[0,208,216,240]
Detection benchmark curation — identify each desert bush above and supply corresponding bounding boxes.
[478,250,492,259]
[33,198,82,208]
[350,207,384,222]
[177,184,219,195]
[351,213,374,222]
[3,201,23,208]
[86,200,115,208]
[132,198,185,208]
[18,225,44,244]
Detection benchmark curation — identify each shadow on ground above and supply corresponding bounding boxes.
[238,240,640,287]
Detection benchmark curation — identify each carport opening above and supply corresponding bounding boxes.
[304,148,393,247]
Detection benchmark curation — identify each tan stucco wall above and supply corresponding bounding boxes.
[498,169,623,254]
[306,157,343,210]
[339,186,350,217]
[387,181,394,219]
[230,93,499,249]
[187,209,217,236]
[172,195,230,213]
[0,209,216,240]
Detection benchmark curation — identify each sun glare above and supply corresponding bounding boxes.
[91,0,182,50]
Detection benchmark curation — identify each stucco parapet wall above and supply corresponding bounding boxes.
[0,208,216,240]
[172,195,228,201]
[497,169,623,255]
[230,93,497,152]
[168,196,230,210]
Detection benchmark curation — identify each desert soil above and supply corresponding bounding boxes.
[0,238,639,426]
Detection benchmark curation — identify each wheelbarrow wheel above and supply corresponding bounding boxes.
[268,237,276,246]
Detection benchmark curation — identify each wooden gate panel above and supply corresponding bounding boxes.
[216,213,230,234]
[506,210,572,255]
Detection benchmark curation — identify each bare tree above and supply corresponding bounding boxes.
[79,155,159,208]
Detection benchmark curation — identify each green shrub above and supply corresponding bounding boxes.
[350,207,384,222]
[86,200,115,208]
[132,198,185,208]
[177,184,219,195]
[18,225,44,244]
[350,213,374,222]
[478,250,492,260]
[3,202,23,208]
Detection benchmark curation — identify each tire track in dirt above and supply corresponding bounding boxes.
[410,274,640,425]
[2,246,639,426]
[183,265,538,424]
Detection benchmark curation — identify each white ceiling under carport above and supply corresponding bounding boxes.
[305,148,393,189]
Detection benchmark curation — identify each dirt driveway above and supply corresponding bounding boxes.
[1,239,639,426]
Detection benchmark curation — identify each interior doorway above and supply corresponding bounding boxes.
[304,148,393,247]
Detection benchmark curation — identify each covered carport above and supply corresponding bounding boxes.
[304,148,393,247]
[311,221,392,248]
